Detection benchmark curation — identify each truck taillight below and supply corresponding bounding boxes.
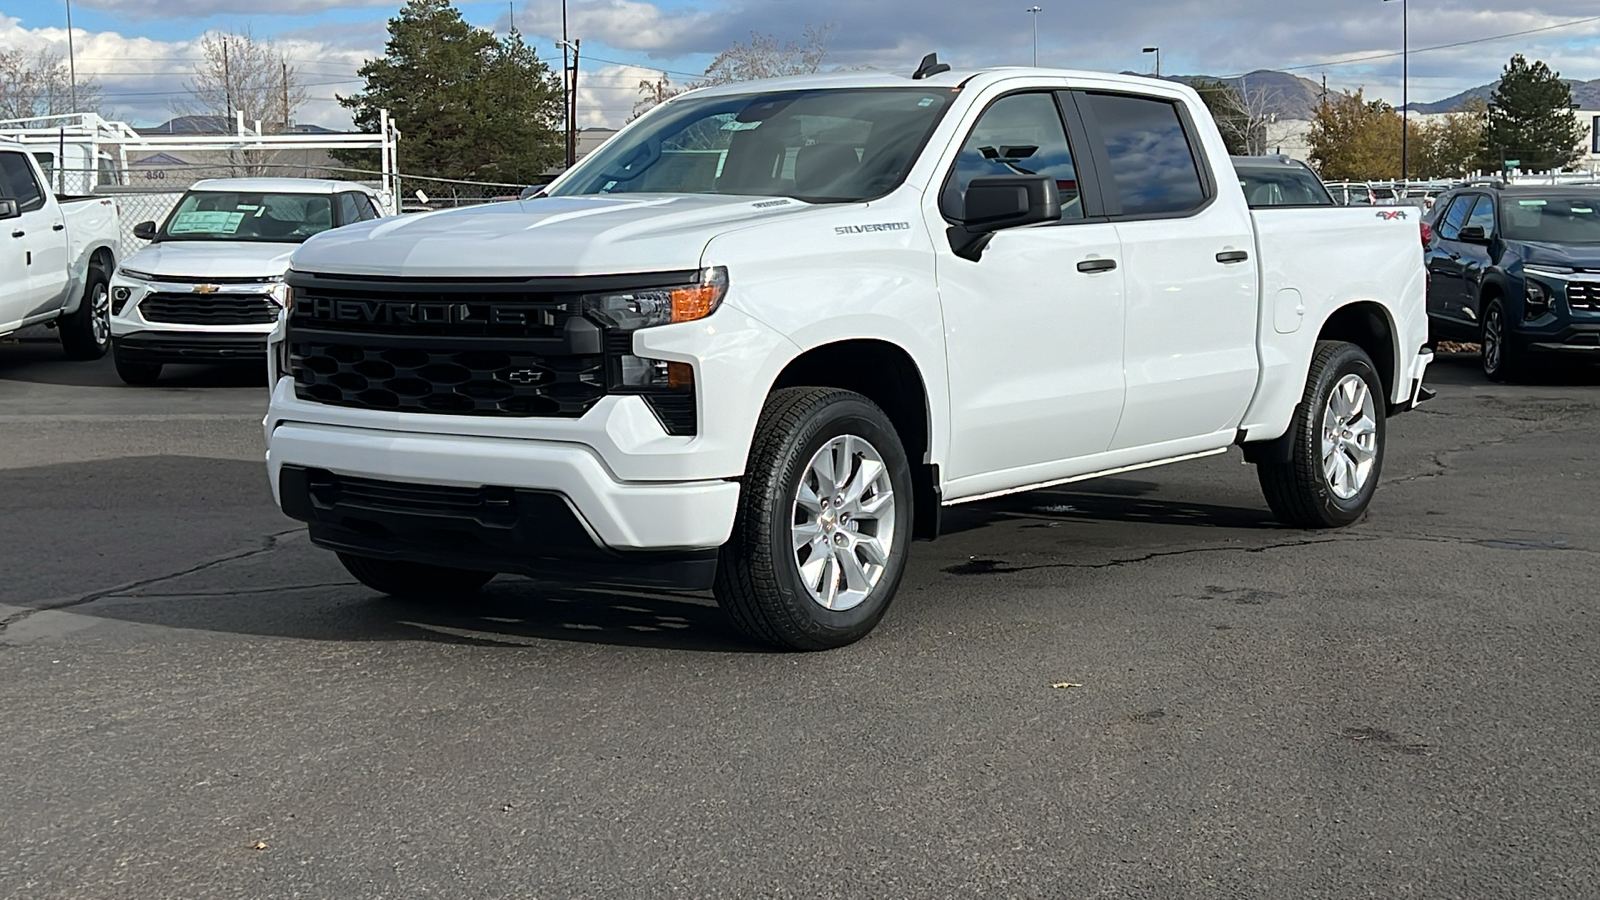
[1419,221,1432,248]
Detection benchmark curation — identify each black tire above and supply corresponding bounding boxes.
[1480,299,1525,383]
[714,387,914,651]
[1257,341,1387,529]
[113,349,162,386]
[337,553,495,600]
[58,265,111,360]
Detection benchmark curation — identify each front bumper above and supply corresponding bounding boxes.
[1522,321,1600,354]
[113,331,267,364]
[266,422,741,588]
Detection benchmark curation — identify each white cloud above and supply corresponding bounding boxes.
[518,0,714,53]
[73,0,392,19]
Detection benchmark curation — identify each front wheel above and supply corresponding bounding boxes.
[338,553,495,600]
[1481,299,1525,383]
[1257,341,1387,529]
[59,266,111,360]
[715,387,913,651]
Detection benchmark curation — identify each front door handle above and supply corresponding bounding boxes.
[52,223,65,232]
[10,230,23,238]
[1216,250,1250,264]
[1076,258,1117,274]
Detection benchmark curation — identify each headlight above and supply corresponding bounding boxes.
[117,268,159,282]
[269,283,293,308]
[1525,279,1552,318]
[585,267,727,331]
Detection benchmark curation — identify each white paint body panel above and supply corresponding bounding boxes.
[263,68,1430,553]
[0,142,119,337]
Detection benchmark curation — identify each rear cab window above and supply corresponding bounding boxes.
[1078,92,1209,217]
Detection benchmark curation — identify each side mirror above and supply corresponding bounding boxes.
[1457,224,1489,243]
[948,175,1061,262]
[132,220,157,241]
[0,198,18,221]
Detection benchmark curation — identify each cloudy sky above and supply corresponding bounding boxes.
[5,0,1600,129]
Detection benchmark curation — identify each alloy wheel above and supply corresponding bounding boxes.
[790,434,897,611]
[1320,373,1378,500]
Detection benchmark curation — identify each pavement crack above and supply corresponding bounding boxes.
[0,528,306,637]
[945,535,1366,576]
[102,581,358,600]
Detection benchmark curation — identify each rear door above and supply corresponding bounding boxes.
[0,149,66,321]
[1068,90,1260,451]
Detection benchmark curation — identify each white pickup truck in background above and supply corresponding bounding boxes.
[265,61,1433,650]
[0,140,120,359]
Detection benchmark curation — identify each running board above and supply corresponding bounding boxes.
[942,448,1230,506]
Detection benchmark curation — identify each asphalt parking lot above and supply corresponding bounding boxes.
[3,340,1599,899]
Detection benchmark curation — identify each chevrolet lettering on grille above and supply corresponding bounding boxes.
[307,297,554,328]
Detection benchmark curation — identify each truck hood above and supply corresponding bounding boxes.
[123,241,297,280]
[289,194,826,278]
[1511,241,1600,271]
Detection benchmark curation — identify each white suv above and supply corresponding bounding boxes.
[110,178,384,385]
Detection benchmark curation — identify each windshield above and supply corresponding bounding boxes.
[1500,194,1600,243]
[549,88,954,203]
[159,190,335,243]
[1237,167,1334,207]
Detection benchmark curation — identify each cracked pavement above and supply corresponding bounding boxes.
[3,342,1600,899]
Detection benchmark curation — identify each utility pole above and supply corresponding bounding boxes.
[64,0,80,112]
[222,38,233,125]
[569,40,581,168]
[562,0,571,166]
[282,61,291,132]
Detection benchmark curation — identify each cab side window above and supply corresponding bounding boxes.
[1082,92,1208,216]
[355,193,380,220]
[941,92,1084,221]
[1465,195,1496,238]
[1437,194,1475,241]
[0,151,47,214]
[336,192,362,226]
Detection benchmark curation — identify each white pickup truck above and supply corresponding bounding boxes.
[265,62,1433,650]
[0,140,119,359]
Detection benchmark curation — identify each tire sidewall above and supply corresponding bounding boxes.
[1302,347,1386,525]
[760,397,914,640]
[1481,300,1517,381]
[86,269,111,353]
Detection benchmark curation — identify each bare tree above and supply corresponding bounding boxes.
[0,48,102,120]
[632,25,832,120]
[174,29,308,133]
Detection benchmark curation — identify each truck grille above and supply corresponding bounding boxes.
[141,293,280,325]
[1568,281,1596,311]
[289,337,606,416]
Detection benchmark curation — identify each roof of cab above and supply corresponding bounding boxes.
[678,67,1190,100]
[187,177,375,195]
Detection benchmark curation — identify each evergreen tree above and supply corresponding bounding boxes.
[1478,54,1585,173]
[336,0,565,184]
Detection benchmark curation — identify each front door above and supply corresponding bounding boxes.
[1455,194,1499,323]
[931,90,1126,484]
[0,150,64,322]
[1425,193,1477,329]
[1070,91,1260,451]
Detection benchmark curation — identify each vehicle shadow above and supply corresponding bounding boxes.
[1428,349,1600,386]
[940,479,1280,535]
[0,340,266,389]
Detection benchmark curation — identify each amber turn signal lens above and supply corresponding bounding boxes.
[670,285,721,323]
[666,362,694,388]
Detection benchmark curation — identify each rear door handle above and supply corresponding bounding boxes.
[1216,250,1249,264]
[1076,258,1117,274]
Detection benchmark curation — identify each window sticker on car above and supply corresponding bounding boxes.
[1572,207,1593,214]
[1518,200,1548,207]
[169,211,245,234]
[721,120,762,131]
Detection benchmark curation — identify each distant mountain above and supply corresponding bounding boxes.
[1404,78,1600,113]
[136,116,341,136]
[1170,70,1329,120]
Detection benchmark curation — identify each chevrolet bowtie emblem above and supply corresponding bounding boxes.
[504,369,541,385]
[194,284,220,294]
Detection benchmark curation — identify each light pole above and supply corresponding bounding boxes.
[1384,0,1408,184]
[1143,46,1160,78]
[1026,6,1042,66]
[557,39,580,168]
[64,0,80,112]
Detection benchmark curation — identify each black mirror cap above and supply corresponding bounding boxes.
[962,175,1061,230]
[1457,224,1489,243]
[0,198,19,221]
[132,220,158,241]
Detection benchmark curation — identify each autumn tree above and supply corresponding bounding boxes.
[339,0,565,183]
[0,48,101,119]
[175,29,307,131]
[1414,99,1486,179]
[1309,89,1423,180]
[631,26,832,121]
[1478,54,1585,172]
[1192,79,1281,156]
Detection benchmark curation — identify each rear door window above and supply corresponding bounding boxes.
[1082,93,1208,216]
[0,151,47,213]
[1437,194,1475,241]
[1465,195,1496,238]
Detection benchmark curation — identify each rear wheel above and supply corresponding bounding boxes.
[59,265,111,360]
[1257,341,1386,529]
[1481,299,1525,382]
[338,553,496,600]
[715,387,913,651]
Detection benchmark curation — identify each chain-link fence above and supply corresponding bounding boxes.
[48,164,533,254]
